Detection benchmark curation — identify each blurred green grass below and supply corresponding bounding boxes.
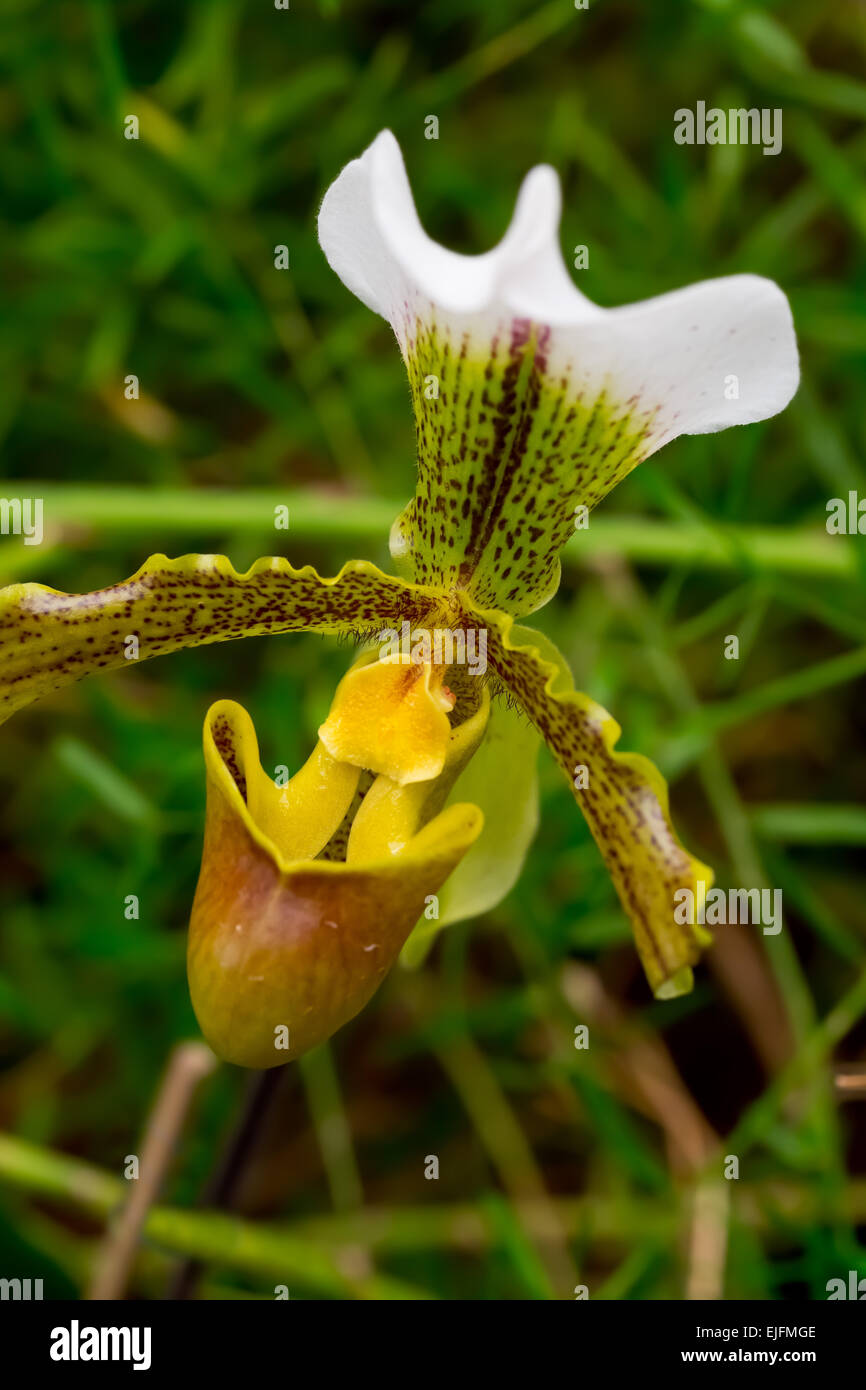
[0,0,865,1299]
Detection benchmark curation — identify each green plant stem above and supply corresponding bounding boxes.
[298,1043,364,1213]
[7,486,857,578]
[3,1130,866,1258]
[0,1132,431,1301]
[166,1066,287,1300]
[723,964,866,1160]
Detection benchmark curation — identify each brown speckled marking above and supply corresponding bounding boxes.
[211,712,248,801]
[0,554,443,723]
[474,605,711,993]
[392,313,655,616]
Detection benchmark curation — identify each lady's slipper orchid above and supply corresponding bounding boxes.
[0,132,799,1063]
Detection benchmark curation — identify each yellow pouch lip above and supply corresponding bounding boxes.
[204,698,483,879]
[190,691,485,1068]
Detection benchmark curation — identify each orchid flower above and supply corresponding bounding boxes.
[0,131,798,1067]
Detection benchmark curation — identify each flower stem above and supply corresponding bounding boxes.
[166,1065,288,1300]
[89,1041,216,1300]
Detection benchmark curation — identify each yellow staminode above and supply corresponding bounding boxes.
[318,654,456,785]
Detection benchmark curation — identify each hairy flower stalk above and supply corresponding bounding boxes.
[0,132,799,1063]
